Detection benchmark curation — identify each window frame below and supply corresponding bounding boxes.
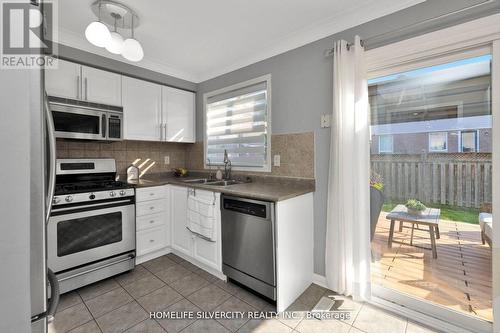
[460,130,479,153]
[364,13,500,333]
[378,134,394,154]
[428,132,448,152]
[203,74,272,172]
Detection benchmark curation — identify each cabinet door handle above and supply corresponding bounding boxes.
[164,123,168,141]
[84,77,88,100]
[76,76,80,99]
[149,239,155,243]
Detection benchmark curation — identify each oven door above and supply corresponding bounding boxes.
[51,103,106,140]
[47,200,135,273]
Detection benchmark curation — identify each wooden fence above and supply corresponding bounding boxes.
[371,155,492,208]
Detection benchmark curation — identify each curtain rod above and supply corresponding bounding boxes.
[324,0,493,56]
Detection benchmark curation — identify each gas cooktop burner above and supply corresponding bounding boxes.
[55,180,131,195]
[53,159,135,206]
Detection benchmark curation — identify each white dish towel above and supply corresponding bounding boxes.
[186,192,216,241]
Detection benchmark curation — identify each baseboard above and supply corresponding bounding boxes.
[136,247,172,265]
[312,273,328,289]
[170,249,226,281]
[136,246,226,280]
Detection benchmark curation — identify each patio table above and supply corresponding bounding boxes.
[386,204,441,258]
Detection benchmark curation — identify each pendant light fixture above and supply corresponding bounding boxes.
[85,3,111,47]
[85,1,143,62]
[122,15,144,62]
[105,13,124,54]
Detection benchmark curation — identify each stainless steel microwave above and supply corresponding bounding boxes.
[49,97,123,141]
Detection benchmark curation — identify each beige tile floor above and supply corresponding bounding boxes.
[49,253,440,333]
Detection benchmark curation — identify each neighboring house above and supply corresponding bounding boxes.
[368,58,492,155]
[371,127,492,154]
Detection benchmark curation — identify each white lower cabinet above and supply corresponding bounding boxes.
[137,226,166,256]
[190,189,221,271]
[135,184,222,272]
[170,185,193,257]
[193,234,220,271]
[135,186,170,262]
[169,186,222,272]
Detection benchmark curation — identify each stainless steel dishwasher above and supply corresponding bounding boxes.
[221,195,276,300]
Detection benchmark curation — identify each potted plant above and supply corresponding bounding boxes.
[405,199,426,216]
[370,172,385,241]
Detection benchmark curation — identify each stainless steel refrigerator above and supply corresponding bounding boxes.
[0,1,59,332]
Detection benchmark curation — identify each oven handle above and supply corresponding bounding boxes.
[51,199,134,214]
[57,254,135,283]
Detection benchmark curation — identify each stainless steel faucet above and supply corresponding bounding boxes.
[223,149,232,180]
[207,158,214,180]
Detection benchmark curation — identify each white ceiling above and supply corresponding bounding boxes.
[56,0,424,83]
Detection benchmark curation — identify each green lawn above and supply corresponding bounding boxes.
[382,201,480,224]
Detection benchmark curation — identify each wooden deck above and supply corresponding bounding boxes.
[372,212,492,321]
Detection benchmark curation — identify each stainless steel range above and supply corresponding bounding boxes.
[48,158,135,293]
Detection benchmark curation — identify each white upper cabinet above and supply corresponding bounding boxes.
[45,59,81,99]
[122,76,162,141]
[45,59,195,143]
[81,66,122,106]
[162,86,195,143]
[45,60,122,106]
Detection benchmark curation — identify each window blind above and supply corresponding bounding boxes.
[206,81,269,168]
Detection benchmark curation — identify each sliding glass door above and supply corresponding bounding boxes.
[368,53,493,329]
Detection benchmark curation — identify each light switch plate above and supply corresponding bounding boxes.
[164,155,170,165]
[321,114,331,128]
[273,154,280,167]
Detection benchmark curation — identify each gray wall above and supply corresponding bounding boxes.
[196,0,500,276]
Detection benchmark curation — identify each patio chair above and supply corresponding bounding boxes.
[479,203,492,247]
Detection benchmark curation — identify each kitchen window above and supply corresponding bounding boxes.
[461,130,478,152]
[204,75,271,171]
[378,135,393,153]
[429,132,448,152]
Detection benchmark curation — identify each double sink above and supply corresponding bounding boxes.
[182,178,244,187]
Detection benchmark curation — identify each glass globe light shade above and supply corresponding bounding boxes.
[105,31,124,54]
[85,21,111,47]
[122,38,144,62]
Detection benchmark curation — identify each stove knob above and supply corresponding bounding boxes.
[119,190,126,196]
[53,197,60,204]
[65,195,73,203]
[109,191,116,197]
[89,194,96,200]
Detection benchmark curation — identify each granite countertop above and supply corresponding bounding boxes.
[126,173,315,202]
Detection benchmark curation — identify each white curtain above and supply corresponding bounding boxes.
[325,36,371,301]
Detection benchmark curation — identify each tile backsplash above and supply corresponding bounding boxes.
[56,132,315,179]
[56,140,187,177]
[186,132,315,179]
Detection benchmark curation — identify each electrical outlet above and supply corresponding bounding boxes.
[273,154,281,167]
[321,114,331,128]
[164,155,170,165]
